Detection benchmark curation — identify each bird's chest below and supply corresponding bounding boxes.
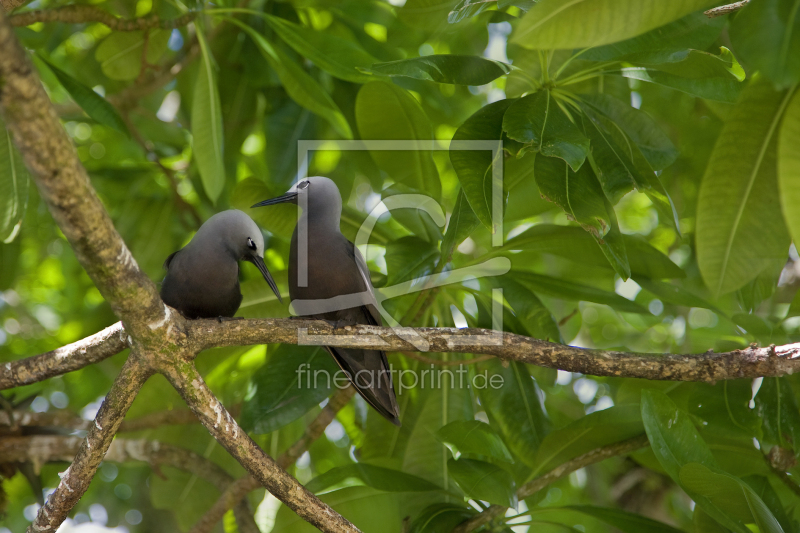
[162,253,242,318]
[288,232,365,302]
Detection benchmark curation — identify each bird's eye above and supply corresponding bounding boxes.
[297,180,310,190]
[247,238,257,251]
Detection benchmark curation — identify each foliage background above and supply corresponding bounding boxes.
[1,0,800,532]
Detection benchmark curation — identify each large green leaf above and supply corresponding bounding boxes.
[729,0,800,90]
[0,118,28,244]
[491,277,562,342]
[755,377,800,454]
[408,503,476,533]
[778,88,800,246]
[436,420,514,463]
[41,58,130,137]
[476,359,549,471]
[529,404,644,478]
[305,463,443,494]
[385,236,440,285]
[264,14,377,83]
[513,271,645,313]
[635,278,722,313]
[370,55,513,85]
[191,33,225,204]
[532,155,630,278]
[240,345,339,434]
[511,0,715,50]
[498,225,684,279]
[355,81,440,199]
[503,90,590,171]
[228,18,352,138]
[619,48,745,103]
[447,458,518,507]
[582,10,726,64]
[566,505,684,533]
[95,29,170,80]
[451,99,514,230]
[696,80,793,296]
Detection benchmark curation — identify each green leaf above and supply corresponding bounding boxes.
[476,359,549,470]
[580,94,677,171]
[264,14,377,83]
[227,18,352,139]
[503,90,590,171]
[409,503,476,533]
[696,80,792,296]
[618,48,745,103]
[513,270,645,313]
[0,118,28,244]
[498,225,684,279]
[778,88,800,246]
[532,155,630,278]
[448,0,497,23]
[635,278,722,313]
[492,277,562,341]
[191,32,225,204]
[729,0,800,90]
[511,0,715,50]
[370,55,513,85]
[240,345,339,434]
[441,189,480,262]
[40,58,130,137]
[451,99,514,230]
[530,404,644,478]
[436,420,514,463]
[566,505,685,533]
[231,178,297,239]
[743,475,795,533]
[755,377,800,454]
[305,463,443,494]
[95,29,170,80]
[582,10,726,64]
[355,81,440,198]
[385,236,440,285]
[687,381,762,439]
[447,458,518,507]
[679,463,785,533]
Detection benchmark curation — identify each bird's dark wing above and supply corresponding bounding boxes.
[163,250,180,270]
[345,240,383,326]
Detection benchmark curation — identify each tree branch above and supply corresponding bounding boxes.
[0,0,27,12]
[453,435,650,533]
[0,322,128,390]
[186,319,800,382]
[187,386,358,533]
[0,9,169,342]
[162,362,362,533]
[9,5,197,31]
[27,353,152,533]
[0,406,204,434]
[704,0,750,17]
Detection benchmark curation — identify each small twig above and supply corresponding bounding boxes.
[704,0,750,17]
[9,5,197,31]
[558,308,578,326]
[0,322,128,390]
[398,351,494,367]
[452,434,650,532]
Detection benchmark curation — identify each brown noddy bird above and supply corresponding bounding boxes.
[252,177,401,426]
[160,209,281,319]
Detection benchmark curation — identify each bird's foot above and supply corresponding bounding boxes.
[217,316,244,323]
[325,319,358,332]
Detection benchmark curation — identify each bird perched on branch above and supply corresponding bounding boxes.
[252,177,401,426]
[160,210,281,319]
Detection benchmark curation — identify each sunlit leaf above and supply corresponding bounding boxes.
[447,458,517,507]
[778,88,800,247]
[370,55,512,85]
[95,29,169,80]
[436,420,514,462]
[191,32,225,204]
[0,117,28,244]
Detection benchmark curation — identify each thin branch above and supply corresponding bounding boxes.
[0,322,128,390]
[187,386,357,533]
[163,363,362,533]
[705,0,750,17]
[0,406,205,434]
[27,353,152,533]
[186,318,800,382]
[0,10,169,341]
[9,5,197,30]
[0,0,27,12]
[453,435,650,533]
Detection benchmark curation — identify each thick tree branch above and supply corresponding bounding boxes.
[0,0,26,12]
[453,435,650,533]
[0,322,128,390]
[0,406,203,434]
[188,386,358,533]
[0,9,168,341]
[9,5,197,30]
[162,363,362,533]
[186,319,800,382]
[27,354,151,533]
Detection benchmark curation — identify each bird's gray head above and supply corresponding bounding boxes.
[190,210,281,301]
[250,176,342,225]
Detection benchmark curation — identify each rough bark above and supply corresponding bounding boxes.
[9,5,197,30]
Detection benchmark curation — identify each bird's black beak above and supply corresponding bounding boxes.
[247,255,283,304]
[251,192,298,208]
